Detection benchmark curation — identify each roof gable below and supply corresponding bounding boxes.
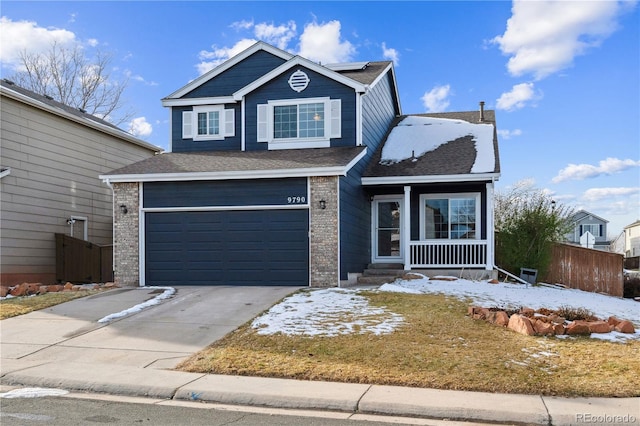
[163,41,294,100]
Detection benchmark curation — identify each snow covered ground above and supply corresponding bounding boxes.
[250,275,639,343]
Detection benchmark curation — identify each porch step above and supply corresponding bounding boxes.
[357,264,407,286]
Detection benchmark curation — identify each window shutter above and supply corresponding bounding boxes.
[257,104,268,142]
[224,109,235,137]
[182,111,193,139]
[599,224,603,237]
[579,225,583,235]
[330,99,341,138]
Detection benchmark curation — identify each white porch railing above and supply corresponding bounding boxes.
[409,240,488,268]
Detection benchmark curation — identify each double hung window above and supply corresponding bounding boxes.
[182,105,235,141]
[257,97,341,149]
[420,193,480,240]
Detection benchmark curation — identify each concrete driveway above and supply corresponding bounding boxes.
[1,286,300,371]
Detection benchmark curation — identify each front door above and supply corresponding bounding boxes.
[372,198,403,262]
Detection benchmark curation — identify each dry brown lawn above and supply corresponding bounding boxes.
[0,290,102,320]
[177,291,640,397]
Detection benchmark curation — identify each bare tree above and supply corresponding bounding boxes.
[9,42,132,125]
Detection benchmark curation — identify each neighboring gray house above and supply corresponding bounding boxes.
[565,209,610,251]
[0,79,162,286]
[101,41,501,289]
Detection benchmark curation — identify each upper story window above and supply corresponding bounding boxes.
[580,224,602,237]
[182,105,235,141]
[258,97,341,150]
[419,193,481,240]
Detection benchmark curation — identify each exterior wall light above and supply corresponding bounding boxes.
[319,199,326,210]
[119,204,128,214]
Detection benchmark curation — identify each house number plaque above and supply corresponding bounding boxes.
[287,196,306,204]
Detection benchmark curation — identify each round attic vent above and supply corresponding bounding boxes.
[288,70,309,92]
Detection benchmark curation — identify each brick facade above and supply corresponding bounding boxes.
[113,182,140,287]
[309,176,339,287]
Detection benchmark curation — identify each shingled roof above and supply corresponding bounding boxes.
[363,110,501,182]
[101,146,367,182]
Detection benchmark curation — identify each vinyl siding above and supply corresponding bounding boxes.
[339,71,398,279]
[244,66,357,151]
[0,96,157,280]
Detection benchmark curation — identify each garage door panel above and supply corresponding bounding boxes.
[145,210,308,286]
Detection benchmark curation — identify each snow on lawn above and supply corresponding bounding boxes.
[251,276,639,343]
[251,288,404,337]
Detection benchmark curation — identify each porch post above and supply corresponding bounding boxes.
[485,181,495,271]
[403,185,411,271]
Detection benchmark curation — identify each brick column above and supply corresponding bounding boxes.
[113,182,140,287]
[309,176,339,287]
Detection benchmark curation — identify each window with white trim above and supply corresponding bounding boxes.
[257,97,341,149]
[419,193,481,240]
[182,106,235,141]
[580,224,602,237]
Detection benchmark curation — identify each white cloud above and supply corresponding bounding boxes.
[382,42,399,66]
[497,129,522,139]
[552,158,640,183]
[128,116,152,138]
[298,20,355,64]
[230,19,254,31]
[86,38,99,47]
[582,187,640,202]
[0,17,76,67]
[492,0,633,80]
[496,82,540,111]
[254,21,296,50]
[196,38,257,75]
[421,84,451,113]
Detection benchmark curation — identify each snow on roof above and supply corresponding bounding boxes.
[380,116,495,173]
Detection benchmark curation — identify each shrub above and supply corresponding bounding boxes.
[623,275,640,299]
[555,305,596,321]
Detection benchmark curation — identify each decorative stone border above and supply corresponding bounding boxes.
[468,306,636,336]
[1,282,119,298]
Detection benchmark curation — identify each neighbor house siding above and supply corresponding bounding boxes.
[0,95,157,285]
[244,66,357,151]
[339,70,398,280]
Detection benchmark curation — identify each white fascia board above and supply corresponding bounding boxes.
[361,172,501,186]
[100,164,361,184]
[161,96,236,107]
[0,168,10,179]
[163,42,294,100]
[1,86,163,153]
[233,56,367,101]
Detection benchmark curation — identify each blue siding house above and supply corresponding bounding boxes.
[101,42,501,288]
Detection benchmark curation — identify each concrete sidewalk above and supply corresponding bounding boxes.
[1,287,638,425]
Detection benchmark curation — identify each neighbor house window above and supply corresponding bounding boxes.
[257,97,341,149]
[182,106,235,141]
[580,224,602,237]
[420,193,480,240]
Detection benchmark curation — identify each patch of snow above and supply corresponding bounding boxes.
[0,388,69,398]
[377,276,640,342]
[251,288,404,337]
[97,287,175,323]
[380,116,495,173]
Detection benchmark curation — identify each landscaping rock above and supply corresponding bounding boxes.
[1,286,9,297]
[588,321,613,334]
[553,323,565,335]
[63,282,74,290]
[614,320,635,334]
[508,314,535,336]
[548,314,566,324]
[37,286,49,294]
[10,283,28,297]
[607,316,621,327]
[495,311,510,327]
[566,320,591,335]
[532,319,554,336]
[488,279,499,284]
[401,273,424,281]
[520,307,535,317]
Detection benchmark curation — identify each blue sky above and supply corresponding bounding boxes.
[1,1,638,237]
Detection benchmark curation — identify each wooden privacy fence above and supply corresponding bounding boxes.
[55,234,113,283]
[545,243,624,297]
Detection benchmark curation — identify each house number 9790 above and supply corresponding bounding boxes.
[287,196,306,204]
